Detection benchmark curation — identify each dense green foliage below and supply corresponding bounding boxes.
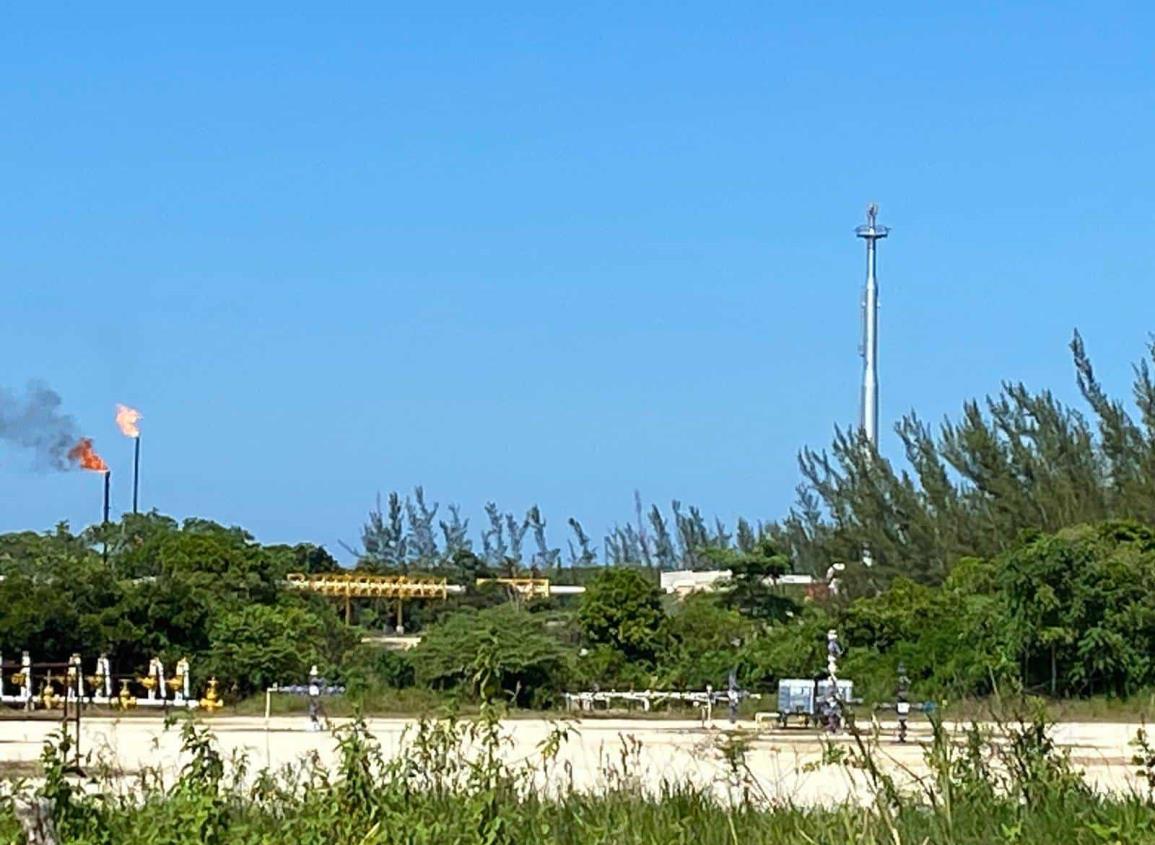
[410,604,572,706]
[203,604,348,697]
[660,595,752,688]
[833,521,1155,700]
[7,514,1155,705]
[0,515,354,698]
[577,567,666,664]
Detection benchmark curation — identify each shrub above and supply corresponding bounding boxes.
[659,593,752,689]
[411,604,573,706]
[578,567,667,665]
[203,604,354,697]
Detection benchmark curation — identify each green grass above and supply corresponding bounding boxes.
[217,686,1155,726]
[5,703,1155,844]
[910,693,1155,724]
[226,686,447,718]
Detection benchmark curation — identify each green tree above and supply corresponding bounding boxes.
[410,604,572,706]
[203,604,352,697]
[742,605,834,690]
[999,522,1155,696]
[577,567,666,664]
[710,538,797,623]
[660,593,752,688]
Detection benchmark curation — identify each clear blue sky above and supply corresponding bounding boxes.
[2,4,1153,559]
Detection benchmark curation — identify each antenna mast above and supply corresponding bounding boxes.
[855,203,888,449]
[855,203,888,569]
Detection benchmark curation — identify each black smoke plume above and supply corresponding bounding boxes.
[0,382,81,470]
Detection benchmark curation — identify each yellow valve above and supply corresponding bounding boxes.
[199,678,223,712]
[117,682,137,709]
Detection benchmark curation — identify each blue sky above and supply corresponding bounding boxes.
[2,4,1153,559]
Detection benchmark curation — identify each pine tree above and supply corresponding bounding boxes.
[357,492,408,572]
[648,505,676,570]
[526,505,560,570]
[505,513,527,566]
[776,333,1155,592]
[405,486,440,566]
[567,517,596,566]
[634,490,652,567]
[736,517,756,553]
[482,503,507,567]
[439,504,471,558]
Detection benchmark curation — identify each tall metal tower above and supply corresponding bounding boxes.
[855,203,888,448]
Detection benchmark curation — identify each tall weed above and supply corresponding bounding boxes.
[4,705,1155,845]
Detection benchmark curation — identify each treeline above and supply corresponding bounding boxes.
[350,488,770,575]
[8,333,1155,704]
[386,519,1155,705]
[772,333,1155,587]
[3,512,1155,704]
[0,513,785,704]
[352,334,1155,591]
[0,516,354,698]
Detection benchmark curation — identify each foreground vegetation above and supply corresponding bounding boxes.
[4,705,1155,844]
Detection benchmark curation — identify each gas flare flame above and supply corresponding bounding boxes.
[116,404,142,438]
[68,438,108,473]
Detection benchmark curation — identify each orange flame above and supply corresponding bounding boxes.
[116,404,142,438]
[68,438,109,473]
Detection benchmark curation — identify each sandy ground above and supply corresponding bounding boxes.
[0,714,1146,805]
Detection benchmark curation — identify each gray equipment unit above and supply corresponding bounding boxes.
[775,678,856,729]
[776,679,817,727]
[816,679,854,703]
[816,678,854,732]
